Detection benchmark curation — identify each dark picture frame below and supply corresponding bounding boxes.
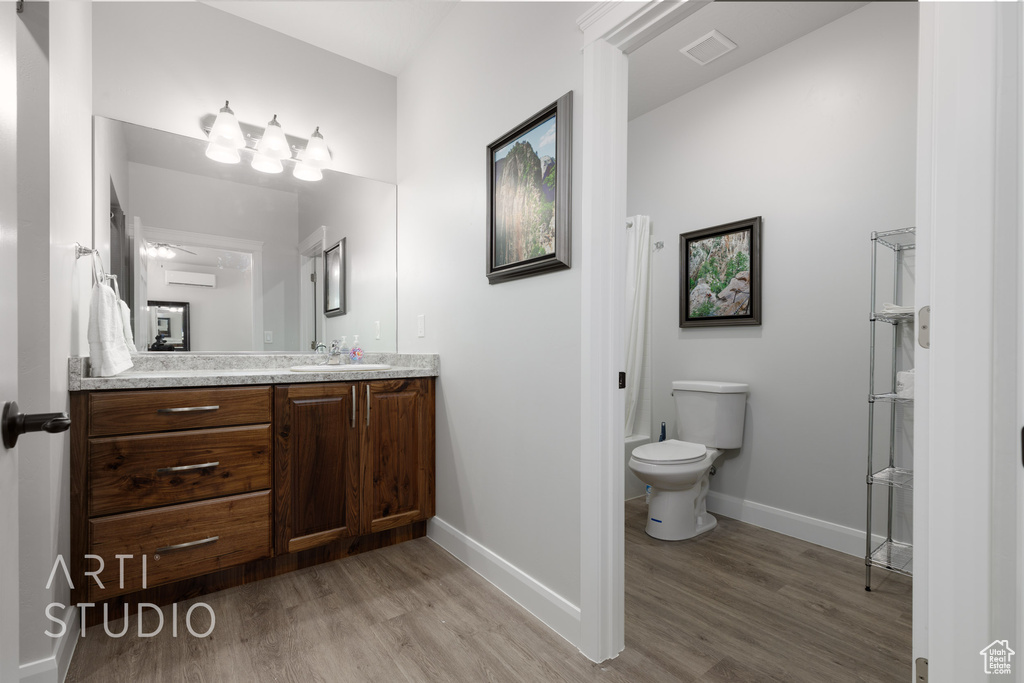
[486,91,572,284]
[324,238,345,318]
[680,217,762,328]
[147,300,190,351]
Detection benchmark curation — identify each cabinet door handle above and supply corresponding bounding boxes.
[156,461,219,475]
[366,385,370,426]
[351,385,356,429]
[157,405,220,414]
[154,536,219,558]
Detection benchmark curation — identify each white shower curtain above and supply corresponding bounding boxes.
[624,215,651,436]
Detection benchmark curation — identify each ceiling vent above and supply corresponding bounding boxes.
[680,30,737,66]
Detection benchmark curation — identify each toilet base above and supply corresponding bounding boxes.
[643,476,718,541]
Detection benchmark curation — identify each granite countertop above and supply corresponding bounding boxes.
[69,353,439,391]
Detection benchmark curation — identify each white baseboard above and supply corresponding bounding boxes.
[706,491,887,557]
[19,603,78,682]
[426,517,581,648]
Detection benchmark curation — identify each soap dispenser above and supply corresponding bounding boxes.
[349,335,364,364]
[338,336,350,364]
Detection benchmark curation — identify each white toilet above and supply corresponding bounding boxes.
[629,380,748,541]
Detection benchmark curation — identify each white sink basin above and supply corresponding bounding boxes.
[290,364,391,372]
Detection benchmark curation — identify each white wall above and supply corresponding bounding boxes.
[627,3,918,546]
[397,1,583,625]
[128,162,299,352]
[92,2,397,184]
[147,262,253,353]
[298,172,397,352]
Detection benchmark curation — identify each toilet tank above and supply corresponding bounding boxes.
[672,381,748,449]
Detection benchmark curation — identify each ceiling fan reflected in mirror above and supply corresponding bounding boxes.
[145,242,197,260]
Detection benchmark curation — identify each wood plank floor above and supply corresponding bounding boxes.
[66,500,911,682]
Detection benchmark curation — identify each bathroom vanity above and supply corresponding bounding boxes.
[68,354,437,624]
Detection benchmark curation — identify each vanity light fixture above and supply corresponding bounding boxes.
[293,162,323,182]
[202,104,333,181]
[300,127,332,168]
[204,101,245,164]
[292,126,330,181]
[251,152,284,174]
[255,115,291,161]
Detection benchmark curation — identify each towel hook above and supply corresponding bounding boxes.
[74,242,97,259]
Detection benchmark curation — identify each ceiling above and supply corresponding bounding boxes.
[200,1,869,120]
[202,0,459,77]
[627,1,868,120]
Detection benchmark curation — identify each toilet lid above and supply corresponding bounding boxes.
[631,440,707,464]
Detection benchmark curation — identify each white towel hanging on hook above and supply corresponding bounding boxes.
[87,251,135,376]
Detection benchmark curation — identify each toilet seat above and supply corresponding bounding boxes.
[631,439,706,465]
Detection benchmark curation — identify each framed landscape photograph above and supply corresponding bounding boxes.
[486,91,572,284]
[680,217,762,328]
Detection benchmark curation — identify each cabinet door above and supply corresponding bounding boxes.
[361,378,435,533]
[275,383,361,553]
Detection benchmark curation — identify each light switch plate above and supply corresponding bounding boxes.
[417,315,425,338]
[264,331,273,343]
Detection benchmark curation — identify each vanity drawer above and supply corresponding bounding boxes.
[88,386,272,436]
[88,424,272,516]
[88,490,272,601]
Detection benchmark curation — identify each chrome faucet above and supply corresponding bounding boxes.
[313,342,329,365]
[328,340,346,365]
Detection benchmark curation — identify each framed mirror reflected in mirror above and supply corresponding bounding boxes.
[147,300,190,351]
[324,239,345,318]
[92,116,398,354]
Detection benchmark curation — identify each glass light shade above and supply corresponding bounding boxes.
[256,115,291,161]
[146,244,158,258]
[208,101,245,150]
[251,152,283,174]
[293,161,323,182]
[301,127,332,169]
[205,141,241,164]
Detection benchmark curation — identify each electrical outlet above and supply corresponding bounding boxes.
[264,331,273,344]
[416,314,425,338]
[374,321,381,340]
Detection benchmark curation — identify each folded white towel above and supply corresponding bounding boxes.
[87,254,134,376]
[118,299,137,354]
[882,303,915,315]
[896,369,915,399]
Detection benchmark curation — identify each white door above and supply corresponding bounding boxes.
[917,3,1022,680]
[0,6,20,681]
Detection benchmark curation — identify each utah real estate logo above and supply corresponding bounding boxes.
[980,640,1015,675]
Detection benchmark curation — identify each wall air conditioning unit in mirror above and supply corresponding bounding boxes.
[165,270,216,288]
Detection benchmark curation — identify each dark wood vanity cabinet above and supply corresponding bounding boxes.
[274,382,362,554]
[70,376,434,622]
[274,377,435,553]
[362,379,435,534]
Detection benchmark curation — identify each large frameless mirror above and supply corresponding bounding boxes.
[93,117,398,353]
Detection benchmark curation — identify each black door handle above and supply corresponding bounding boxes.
[2,401,71,449]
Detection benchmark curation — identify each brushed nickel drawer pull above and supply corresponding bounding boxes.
[155,536,219,557]
[366,385,370,426]
[351,385,356,428]
[157,405,220,414]
[156,461,220,474]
